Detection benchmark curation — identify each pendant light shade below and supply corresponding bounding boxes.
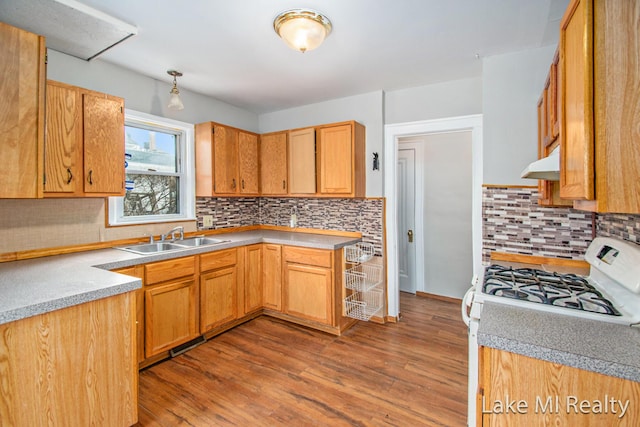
[167,70,184,110]
[273,9,332,53]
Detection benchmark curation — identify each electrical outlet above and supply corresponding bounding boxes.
[203,215,214,228]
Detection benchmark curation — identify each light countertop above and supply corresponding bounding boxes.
[0,230,361,326]
[478,301,640,383]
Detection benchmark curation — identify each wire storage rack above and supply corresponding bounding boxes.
[343,242,384,321]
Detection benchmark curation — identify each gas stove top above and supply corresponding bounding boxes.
[471,237,640,326]
[482,264,621,316]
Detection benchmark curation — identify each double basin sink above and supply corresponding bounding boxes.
[116,237,229,255]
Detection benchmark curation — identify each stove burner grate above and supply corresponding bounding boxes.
[482,264,621,316]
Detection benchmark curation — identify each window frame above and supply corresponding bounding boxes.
[108,109,195,226]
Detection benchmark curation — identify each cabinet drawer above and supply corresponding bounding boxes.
[145,256,195,285]
[200,248,237,272]
[283,246,332,268]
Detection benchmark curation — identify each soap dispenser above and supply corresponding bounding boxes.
[290,207,297,228]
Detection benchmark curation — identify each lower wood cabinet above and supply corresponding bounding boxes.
[283,246,334,325]
[0,292,137,426]
[480,347,640,426]
[114,242,351,367]
[144,256,198,358]
[200,248,239,332]
[263,243,283,311]
[114,265,145,364]
[244,244,263,314]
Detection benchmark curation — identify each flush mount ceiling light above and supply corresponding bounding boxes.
[273,9,332,53]
[167,70,184,110]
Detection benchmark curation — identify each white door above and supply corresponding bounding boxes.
[397,148,416,294]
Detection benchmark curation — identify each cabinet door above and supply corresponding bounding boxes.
[481,347,640,426]
[200,265,238,331]
[549,50,560,141]
[0,22,45,199]
[288,128,316,194]
[45,81,81,194]
[263,244,282,311]
[83,92,125,195]
[145,278,198,357]
[213,125,239,194]
[114,265,145,364]
[284,263,333,325]
[260,132,288,195]
[195,122,214,197]
[559,0,594,200]
[244,244,263,313]
[238,131,260,194]
[318,124,353,194]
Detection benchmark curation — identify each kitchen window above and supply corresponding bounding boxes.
[108,110,195,226]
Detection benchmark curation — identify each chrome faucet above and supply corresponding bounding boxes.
[161,226,184,242]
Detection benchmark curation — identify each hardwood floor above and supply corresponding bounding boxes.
[136,293,468,426]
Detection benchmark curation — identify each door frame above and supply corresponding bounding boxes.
[384,115,483,318]
[397,142,423,295]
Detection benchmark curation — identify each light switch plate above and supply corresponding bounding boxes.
[203,215,214,228]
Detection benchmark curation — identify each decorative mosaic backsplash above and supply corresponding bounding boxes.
[196,197,385,255]
[597,214,640,244]
[482,187,594,262]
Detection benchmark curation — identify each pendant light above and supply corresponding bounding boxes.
[167,70,184,110]
[273,9,332,53]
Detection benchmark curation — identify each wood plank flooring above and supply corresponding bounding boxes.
[136,293,468,426]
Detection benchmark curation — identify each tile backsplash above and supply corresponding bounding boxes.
[196,197,384,255]
[483,186,593,261]
[483,187,640,262]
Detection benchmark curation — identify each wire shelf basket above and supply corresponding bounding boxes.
[344,242,375,263]
[344,264,383,292]
[344,288,384,321]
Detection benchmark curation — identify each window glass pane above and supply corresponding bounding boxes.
[125,125,178,173]
[124,174,180,216]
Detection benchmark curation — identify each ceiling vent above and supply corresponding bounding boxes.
[0,0,137,61]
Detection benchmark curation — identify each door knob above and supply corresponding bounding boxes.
[408,229,414,243]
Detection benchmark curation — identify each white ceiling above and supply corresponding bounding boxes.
[5,0,570,114]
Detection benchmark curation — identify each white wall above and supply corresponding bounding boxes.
[47,50,259,132]
[258,91,385,197]
[384,77,483,125]
[482,45,557,185]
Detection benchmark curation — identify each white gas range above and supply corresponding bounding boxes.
[461,236,640,427]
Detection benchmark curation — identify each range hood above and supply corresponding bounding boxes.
[520,146,560,181]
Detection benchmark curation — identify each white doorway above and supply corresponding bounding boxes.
[397,147,417,294]
[384,115,483,319]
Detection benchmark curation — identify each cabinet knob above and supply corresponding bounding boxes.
[242,179,245,189]
[88,170,93,185]
[232,178,236,189]
[66,168,73,184]
[283,180,286,189]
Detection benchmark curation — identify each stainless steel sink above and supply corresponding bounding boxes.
[177,237,228,247]
[116,237,228,254]
[117,242,186,255]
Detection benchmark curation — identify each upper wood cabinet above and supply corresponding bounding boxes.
[317,121,366,197]
[288,127,317,195]
[0,22,46,199]
[195,119,366,198]
[559,0,640,213]
[45,80,125,197]
[537,52,571,208]
[195,122,260,196]
[260,131,288,195]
